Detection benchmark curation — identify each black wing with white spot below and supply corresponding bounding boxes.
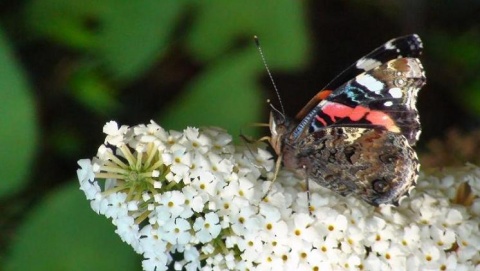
[323,34,423,91]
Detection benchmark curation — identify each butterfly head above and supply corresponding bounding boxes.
[269,110,294,156]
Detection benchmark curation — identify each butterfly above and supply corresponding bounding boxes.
[268,34,426,206]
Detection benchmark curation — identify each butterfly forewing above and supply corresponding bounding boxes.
[304,57,426,146]
[296,34,423,121]
[324,34,423,91]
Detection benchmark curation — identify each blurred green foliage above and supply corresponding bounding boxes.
[1,1,308,270]
[0,27,38,197]
[5,183,139,270]
[429,31,480,116]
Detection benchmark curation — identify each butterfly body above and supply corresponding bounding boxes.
[269,35,426,206]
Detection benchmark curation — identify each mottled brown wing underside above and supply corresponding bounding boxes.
[281,127,419,206]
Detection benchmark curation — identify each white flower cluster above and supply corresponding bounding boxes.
[77,121,480,271]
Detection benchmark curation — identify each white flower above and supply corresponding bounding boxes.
[419,242,444,269]
[229,204,258,236]
[202,126,234,154]
[381,243,407,270]
[77,121,480,271]
[182,186,206,213]
[224,252,236,269]
[258,203,288,240]
[163,218,192,245]
[103,121,129,146]
[114,215,139,246]
[191,171,220,197]
[371,224,397,253]
[312,236,342,266]
[77,159,96,183]
[142,247,169,271]
[193,212,221,243]
[261,182,292,215]
[399,224,421,251]
[239,232,263,263]
[206,152,234,175]
[182,127,211,154]
[364,253,390,271]
[77,159,101,200]
[104,192,129,219]
[315,209,349,240]
[158,190,188,218]
[289,213,318,247]
[253,148,275,172]
[429,226,456,250]
[183,247,200,271]
[340,224,366,255]
[164,148,192,183]
[455,220,480,262]
[255,252,284,271]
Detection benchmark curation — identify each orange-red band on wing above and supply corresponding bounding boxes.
[317,101,400,132]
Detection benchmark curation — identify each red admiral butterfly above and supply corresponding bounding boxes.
[267,34,426,206]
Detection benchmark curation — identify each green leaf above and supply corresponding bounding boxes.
[187,0,309,69]
[25,0,100,49]
[0,27,38,196]
[99,0,186,80]
[159,47,264,138]
[26,0,187,81]
[5,182,139,271]
[70,68,119,115]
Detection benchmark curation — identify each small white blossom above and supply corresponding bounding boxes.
[104,192,129,219]
[158,190,188,218]
[193,212,221,243]
[182,186,206,213]
[289,213,319,247]
[103,121,129,146]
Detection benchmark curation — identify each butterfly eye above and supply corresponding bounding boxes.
[372,179,389,193]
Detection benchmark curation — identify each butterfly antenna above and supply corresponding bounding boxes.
[268,99,284,116]
[254,35,285,115]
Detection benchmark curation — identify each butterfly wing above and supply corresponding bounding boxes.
[292,57,425,146]
[283,127,419,206]
[296,34,423,120]
[324,34,423,90]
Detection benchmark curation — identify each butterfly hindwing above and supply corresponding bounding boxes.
[287,127,419,206]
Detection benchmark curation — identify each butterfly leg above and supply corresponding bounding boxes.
[303,165,313,215]
[240,134,284,201]
[261,153,283,200]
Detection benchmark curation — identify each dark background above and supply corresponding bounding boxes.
[1,1,479,270]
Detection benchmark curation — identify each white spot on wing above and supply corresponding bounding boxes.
[384,40,396,50]
[384,101,393,107]
[356,57,382,71]
[356,74,384,94]
[389,87,403,98]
